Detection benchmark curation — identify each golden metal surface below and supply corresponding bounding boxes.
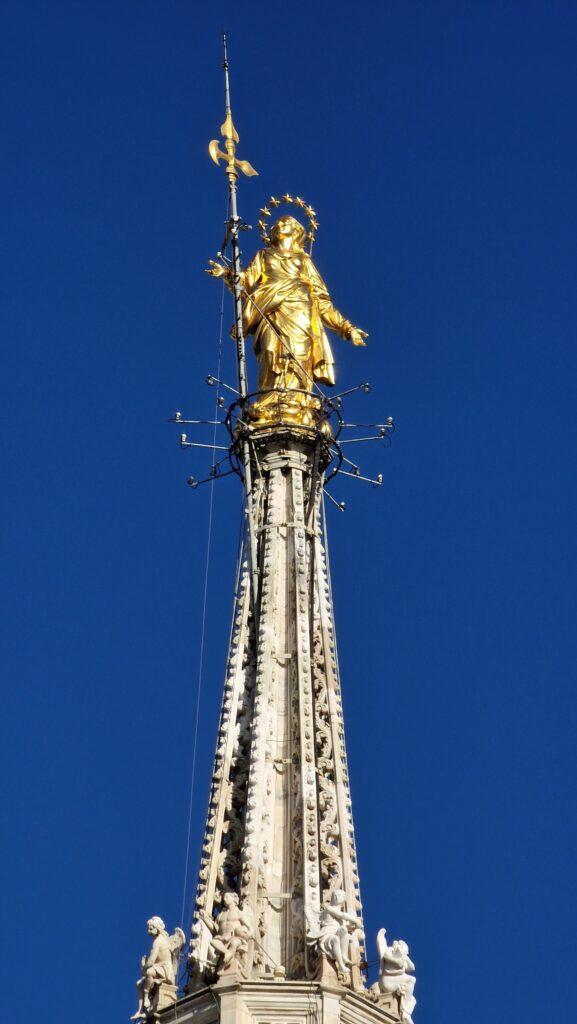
[208,210,368,428]
[209,109,258,179]
[258,194,319,248]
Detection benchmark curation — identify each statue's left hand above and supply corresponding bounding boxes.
[350,328,368,347]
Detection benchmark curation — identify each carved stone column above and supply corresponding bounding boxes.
[180,427,403,1024]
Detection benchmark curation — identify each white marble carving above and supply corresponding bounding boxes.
[305,889,363,974]
[131,917,185,1020]
[202,893,253,970]
[184,437,368,988]
[371,928,416,1024]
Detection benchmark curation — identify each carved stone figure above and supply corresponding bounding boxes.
[305,889,363,974]
[371,928,416,1024]
[131,917,185,1020]
[202,892,253,970]
[208,212,367,426]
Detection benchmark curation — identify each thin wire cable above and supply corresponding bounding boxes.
[179,251,228,930]
[175,500,246,987]
[320,491,367,964]
[184,490,246,939]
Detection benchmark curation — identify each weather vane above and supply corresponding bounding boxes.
[208,34,258,183]
[208,107,258,182]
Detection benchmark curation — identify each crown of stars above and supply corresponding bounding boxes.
[258,194,319,247]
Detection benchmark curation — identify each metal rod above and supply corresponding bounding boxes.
[206,453,231,473]
[206,374,239,396]
[323,488,346,512]
[220,33,260,616]
[338,469,383,486]
[330,449,359,472]
[170,417,224,426]
[340,422,392,430]
[327,382,371,403]
[180,438,229,451]
[230,413,250,429]
[339,435,388,444]
[305,439,321,525]
[188,469,236,489]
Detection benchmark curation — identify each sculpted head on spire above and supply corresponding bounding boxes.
[329,888,347,907]
[222,891,240,908]
[269,215,307,252]
[146,916,167,936]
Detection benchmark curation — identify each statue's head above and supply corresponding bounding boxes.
[393,939,409,956]
[329,889,346,907]
[269,215,307,251]
[147,916,166,936]
[223,892,239,908]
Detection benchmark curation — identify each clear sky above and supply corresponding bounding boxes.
[2,2,576,1021]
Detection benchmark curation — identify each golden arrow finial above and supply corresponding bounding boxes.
[209,36,257,180]
[206,33,260,616]
[208,119,258,179]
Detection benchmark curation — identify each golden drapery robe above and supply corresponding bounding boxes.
[239,245,354,395]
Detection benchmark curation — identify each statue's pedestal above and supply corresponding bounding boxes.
[369,991,402,1018]
[159,980,401,1024]
[153,982,179,1015]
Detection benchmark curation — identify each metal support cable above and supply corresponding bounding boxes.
[320,493,366,959]
[184,493,246,940]
[179,234,228,930]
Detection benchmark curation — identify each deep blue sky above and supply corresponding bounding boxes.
[2,2,577,1021]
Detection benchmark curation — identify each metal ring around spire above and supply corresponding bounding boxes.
[223,390,344,485]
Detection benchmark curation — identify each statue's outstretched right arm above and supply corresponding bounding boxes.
[206,251,262,294]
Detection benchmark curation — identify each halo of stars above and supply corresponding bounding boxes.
[257,194,319,247]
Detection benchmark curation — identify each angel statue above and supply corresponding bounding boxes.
[131,917,185,1020]
[305,889,363,975]
[201,891,253,971]
[370,928,416,1024]
[207,212,368,427]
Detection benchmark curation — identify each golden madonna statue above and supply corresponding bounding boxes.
[208,214,367,427]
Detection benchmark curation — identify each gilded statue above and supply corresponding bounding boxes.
[208,213,367,426]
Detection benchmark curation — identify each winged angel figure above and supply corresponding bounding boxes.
[371,927,416,1024]
[131,917,185,1020]
[305,890,363,974]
